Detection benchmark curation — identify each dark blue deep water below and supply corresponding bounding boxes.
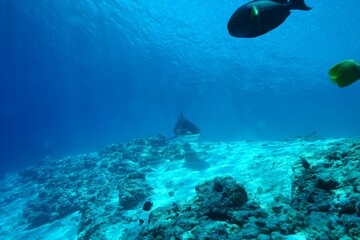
[1,0,360,173]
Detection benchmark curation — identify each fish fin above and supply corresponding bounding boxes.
[290,0,312,10]
[251,6,259,17]
[329,74,338,85]
[178,111,184,119]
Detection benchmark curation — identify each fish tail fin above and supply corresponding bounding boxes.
[290,0,312,10]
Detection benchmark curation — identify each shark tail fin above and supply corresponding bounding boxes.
[290,0,312,10]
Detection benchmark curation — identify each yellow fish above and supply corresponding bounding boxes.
[328,59,360,88]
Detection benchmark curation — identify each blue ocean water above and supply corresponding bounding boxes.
[1,0,359,173]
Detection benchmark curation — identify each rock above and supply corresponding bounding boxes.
[139,176,299,239]
[23,189,79,229]
[118,172,153,210]
[290,141,360,239]
[195,176,248,221]
[315,175,339,191]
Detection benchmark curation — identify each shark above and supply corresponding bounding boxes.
[169,112,201,141]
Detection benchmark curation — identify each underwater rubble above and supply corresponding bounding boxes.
[0,135,359,239]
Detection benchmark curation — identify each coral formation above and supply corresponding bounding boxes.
[0,135,359,239]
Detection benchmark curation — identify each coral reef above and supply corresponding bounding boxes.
[291,140,360,239]
[0,135,359,239]
[139,176,294,239]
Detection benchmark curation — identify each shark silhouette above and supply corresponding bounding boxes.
[169,112,201,141]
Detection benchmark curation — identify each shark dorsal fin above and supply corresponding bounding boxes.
[178,111,185,119]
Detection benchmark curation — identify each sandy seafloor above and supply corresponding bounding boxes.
[0,134,360,240]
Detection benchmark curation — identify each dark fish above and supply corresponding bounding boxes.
[170,112,201,141]
[300,156,310,170]
[227,0,312,38]
[143,201,153,211]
